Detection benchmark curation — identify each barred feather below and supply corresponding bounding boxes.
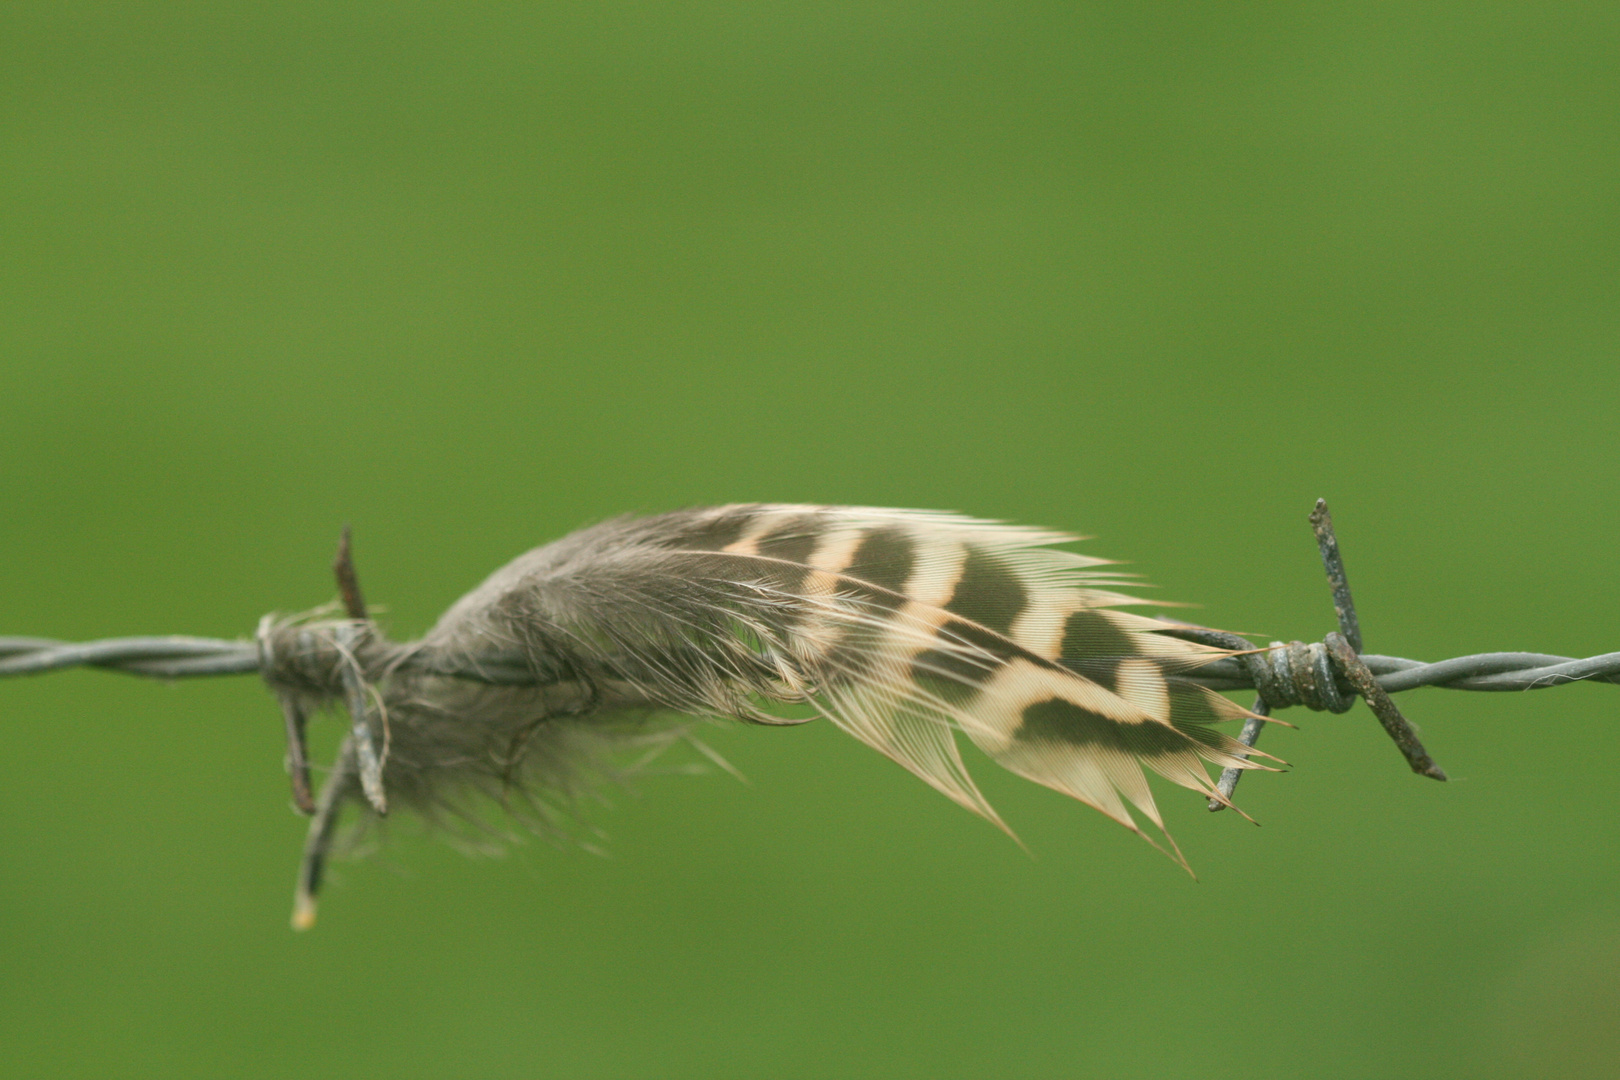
[398,504,1274,864]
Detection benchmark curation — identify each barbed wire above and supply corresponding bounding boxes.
[6,634,1618,695]
[4,500,1616,925]
[6,634,1618,694]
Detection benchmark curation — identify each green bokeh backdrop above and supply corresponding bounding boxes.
[3,5,1618,1078]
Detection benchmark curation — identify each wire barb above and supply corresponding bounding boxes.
[1310,498,1363,653]
[279,695,316,815]
[1209,697,1270,811]
[333,525,368,622]
[328,532,387,815]
[1209,497,1444,811]
[1324,633,1447,780]
[336,622,388,815]
[293,736,356,931]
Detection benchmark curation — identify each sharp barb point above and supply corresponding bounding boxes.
[333,525,368,622]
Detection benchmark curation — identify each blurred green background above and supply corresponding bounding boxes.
[3,5,1618,1078]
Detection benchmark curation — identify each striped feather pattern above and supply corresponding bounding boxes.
[419,504,1273,863]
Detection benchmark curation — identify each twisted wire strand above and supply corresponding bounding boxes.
[4,634,1618,696]
[0,635,538,683]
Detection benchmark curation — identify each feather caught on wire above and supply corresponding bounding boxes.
[260,504,1278,919]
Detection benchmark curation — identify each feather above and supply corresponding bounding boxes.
[344,504,1273,865]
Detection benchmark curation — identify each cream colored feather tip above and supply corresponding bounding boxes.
[279,504,1276,866]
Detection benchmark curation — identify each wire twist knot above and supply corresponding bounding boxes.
[1245,639,1355,714]
[255,615,395,697]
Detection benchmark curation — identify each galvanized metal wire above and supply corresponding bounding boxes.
[5,634,1617,696]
